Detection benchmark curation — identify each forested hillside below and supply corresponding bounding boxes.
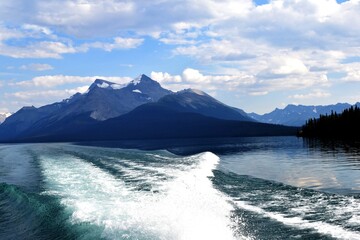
[299,106,360,139]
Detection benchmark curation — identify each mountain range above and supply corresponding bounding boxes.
[0,75,296,142]
[0,75,171,140]
[249,103,360,127]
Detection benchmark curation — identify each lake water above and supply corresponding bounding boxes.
[1,136,360,239]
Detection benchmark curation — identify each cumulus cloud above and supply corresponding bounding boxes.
[256,73,329,93]
[1,0,360,112]
[20,63,54,71]
[150,71,182,83]
[14,75,132,88]
[256,57,309,80]
[249,91,269,96]
[0,23,144,58]
[0,40,78,58]
[0,0,254,37]
[0,23,24,41]
[151,68,256,92]
[80,37,144,52]
[7,86,89,100]
[342,63,360,82]
[1,0,359,65]
[290,91,331,100]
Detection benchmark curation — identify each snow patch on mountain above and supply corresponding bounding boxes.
[132,89,142,93]
[131,75,142,85]
[111,84,124,90]
[0,112,11,124]
[97,82,109,88]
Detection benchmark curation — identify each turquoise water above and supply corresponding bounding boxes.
[1,137,360,239]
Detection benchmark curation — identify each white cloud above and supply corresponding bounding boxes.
[81,37,144,52]
[1,0,359,49]
[20,63,53,71]
[249,91,268,96]
[290,91,331,100]
[1,0,359,64]
[14,75,132,88]
[0,23,24,41]
[342,63,360,82]
[151,72,182,83]
[0,24,144,59]
[268,57,308,76]
[0,0,253,37]
[22,24,53,36]
[256,73,329,92]
[1,0,360,112]
[151,68,256,92]
[119,63,134,68]
[0,40,77,59]
[6,86,89,100]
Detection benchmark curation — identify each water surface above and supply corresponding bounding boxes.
[0,137,360,239]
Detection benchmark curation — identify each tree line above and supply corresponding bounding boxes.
[299,105,360,139]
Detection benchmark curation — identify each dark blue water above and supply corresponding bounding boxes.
[1,137,360,239]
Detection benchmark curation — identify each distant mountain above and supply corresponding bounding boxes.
[0,74,171,140]
[15,104,297,142]
[0,74,298,143]
[0,113,11,124]
[154,89,253,121]
[249,103,360,127]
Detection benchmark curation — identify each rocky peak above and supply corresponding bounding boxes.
[88,79,125,92]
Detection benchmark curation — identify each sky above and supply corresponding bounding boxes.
[0,0,360,114]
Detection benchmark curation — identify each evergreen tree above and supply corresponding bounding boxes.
[299,106,360,139]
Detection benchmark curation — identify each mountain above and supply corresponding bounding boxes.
[0,74,297,143]
[2,87,257,142]
[153,89,253,121]
[15,104,297,142]
[249,103,360,127]
[0,74,172,140]
[0,113,11,124]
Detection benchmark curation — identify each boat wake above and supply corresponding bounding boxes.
[39,147,240,239]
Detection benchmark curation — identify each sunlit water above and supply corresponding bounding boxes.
[1,137,360,239]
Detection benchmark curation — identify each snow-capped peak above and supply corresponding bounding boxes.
[129,74,152,86]
[97,82,109,88]
[88,79,125,91]
[180,88,207,96]
[131,75,142,85]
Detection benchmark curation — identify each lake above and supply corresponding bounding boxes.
[1,136,360,239]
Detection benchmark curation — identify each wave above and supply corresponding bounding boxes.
[39,149,241,240]
[213,170,360,240]
[235,200,360,240]
[0,182,88,240]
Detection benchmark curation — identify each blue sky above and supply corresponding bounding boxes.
[0,0,359,114]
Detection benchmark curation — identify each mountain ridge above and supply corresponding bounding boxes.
[12,104,297,143]
[154,88,253,121]
[0,74,259,142]
[0,74,171,140]
[249,103,360,126]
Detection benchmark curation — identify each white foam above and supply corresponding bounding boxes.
[40,151,240,240]
[132,89,142,93]
[235,201,360,240]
